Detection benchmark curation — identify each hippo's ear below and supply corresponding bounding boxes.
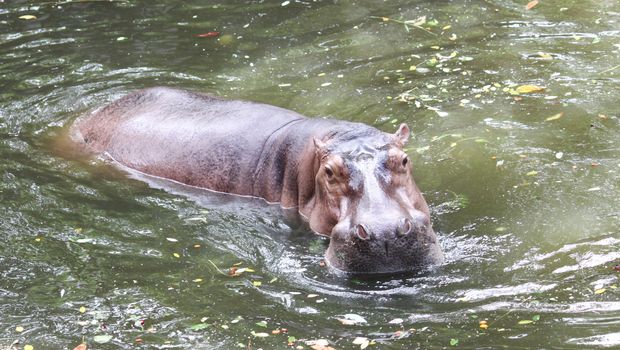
[313,138,328,158]
[394,123,411,145]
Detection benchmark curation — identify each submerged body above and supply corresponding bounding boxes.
[72,87,443,274]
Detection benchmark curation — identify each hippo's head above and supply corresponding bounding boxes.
[307,123,443,274]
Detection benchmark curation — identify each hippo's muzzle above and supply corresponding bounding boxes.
[326,211,443,275]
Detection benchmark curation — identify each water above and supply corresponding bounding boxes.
[1,0,619,349]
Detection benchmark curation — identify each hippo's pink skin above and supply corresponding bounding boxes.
[72,87,443,274]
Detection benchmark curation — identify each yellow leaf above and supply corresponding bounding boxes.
[526,171,538,176]
[545,112,564,121]
[15,326,24,333]
[538,52,553,60]
[515,85,545,94]
[19,15,37,20]
[381,17,389,22]
[594,288,606,294]
[409,65,417,71]
[173,253,180,258]
[79,306,86,313]
[24,345,34,350]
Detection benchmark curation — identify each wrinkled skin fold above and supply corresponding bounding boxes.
[71,87,443,274]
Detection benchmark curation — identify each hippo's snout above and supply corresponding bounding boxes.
[326,211,442,275]
[353,214,427,242]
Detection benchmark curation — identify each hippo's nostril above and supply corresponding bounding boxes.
[355,224,370,240]
[397,217,413,236]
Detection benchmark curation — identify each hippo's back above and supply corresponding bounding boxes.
[74,87,306,193]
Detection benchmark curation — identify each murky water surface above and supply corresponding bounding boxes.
[1,0,619,349]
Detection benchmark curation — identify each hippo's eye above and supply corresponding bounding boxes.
[324,166,334,179]
[402,156,409,167]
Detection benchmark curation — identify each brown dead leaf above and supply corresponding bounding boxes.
[526,0,539,10]
[73,344,87,350]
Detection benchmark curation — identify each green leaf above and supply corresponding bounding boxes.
[255,320,267,328]
[93,335,112,344]
[532,315,540,322]
[190,323,210,331]
[518,320,534,325]
[450,338,459,346]
[287,336,297,343]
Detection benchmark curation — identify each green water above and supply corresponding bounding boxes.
[1,0,619,349]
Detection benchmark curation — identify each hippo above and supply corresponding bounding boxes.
[71,87,443,274]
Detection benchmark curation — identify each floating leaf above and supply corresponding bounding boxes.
[256,320,267,328]
[526,171,538,176]
[352,337,370,349]
[515,85,545,94]
[288,336,297,343]
[252,281,262,287]
[594,288,606,294]
[166,237,178,242]
[353,337,368,345]
[426,58,438,67]
[79,306,86,313]
[73,344,87,350]
[24,346,34,350]
[19,15,37,20]
[190,323,209,331]
[15,326,24,333]
[538,52,553,60]
[404,16,426,26]
[545,112,563,121]
[532,315,541,321]
[251,331,269,337]
[93,335,112,344]
[337,314,367,325]
[526,0,539,10]
[194,32,220,38]
[450,338,459,346]
[518,320,534,325]
[307,339,335,350]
